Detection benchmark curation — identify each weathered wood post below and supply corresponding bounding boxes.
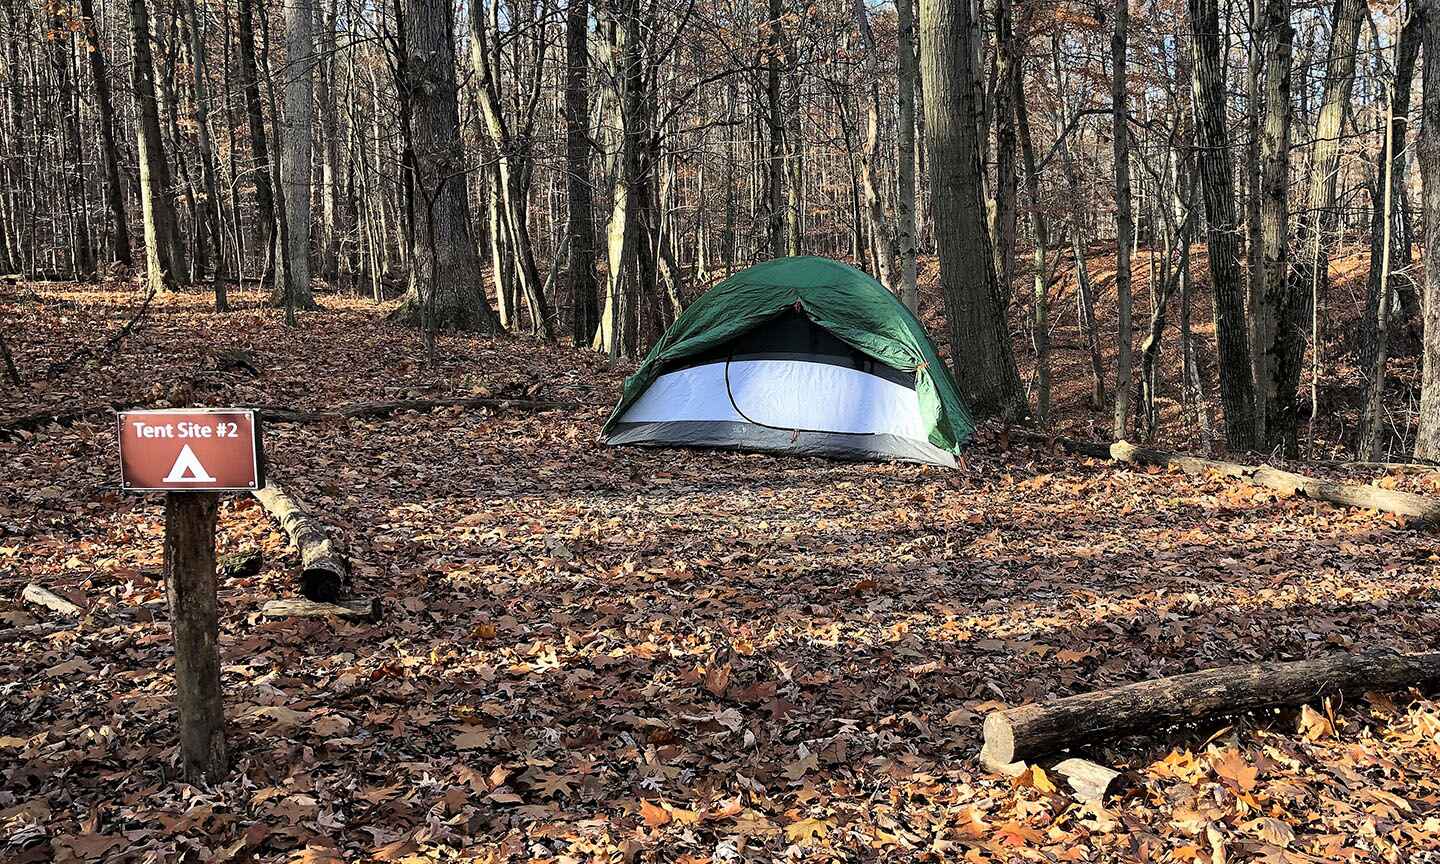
[163,491,227,782]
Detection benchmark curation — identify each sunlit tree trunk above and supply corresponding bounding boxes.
[129,0,184,293]
[1277,0,1365,454]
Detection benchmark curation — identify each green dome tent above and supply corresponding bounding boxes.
[602,256,974,466]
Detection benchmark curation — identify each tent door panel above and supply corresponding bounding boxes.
[725,360,927,439]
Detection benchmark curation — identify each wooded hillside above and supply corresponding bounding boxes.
[6,0,1440,457]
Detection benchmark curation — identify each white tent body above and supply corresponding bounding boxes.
[605,311,955,465]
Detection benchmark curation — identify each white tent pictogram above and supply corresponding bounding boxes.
[163,444,217,483]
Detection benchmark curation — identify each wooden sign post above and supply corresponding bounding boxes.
[117,408,264,783]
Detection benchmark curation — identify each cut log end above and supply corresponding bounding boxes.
[980,711,1018,769]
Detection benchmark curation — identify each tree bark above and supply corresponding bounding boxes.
[184,0,228,309]
[1414,6,1440,460]
[895,0,920,310]
[1253,0,1292,448]
[391,0,499,332]
[765,0,785,257]
[1187,0,1256,449]
[919,0,1026,420]
[566,0,599,346]
[982,650,1440,768]
[1111,0,1133,440]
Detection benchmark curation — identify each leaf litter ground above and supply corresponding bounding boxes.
[2,283,1440,862]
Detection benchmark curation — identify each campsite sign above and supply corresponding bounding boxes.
[114,407,267,781]
[117,408,263,491]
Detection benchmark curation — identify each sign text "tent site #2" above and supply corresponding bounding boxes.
[117,409,264,491]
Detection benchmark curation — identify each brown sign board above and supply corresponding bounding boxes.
[117,409,264,492]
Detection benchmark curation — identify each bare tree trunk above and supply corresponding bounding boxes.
[1187,0,1257,450]
[78,0,131,268]
[893,0,919,309]
[765,0,785,257]
[1361,13,1420,460]
[51,8,93,279]
[1416,3,1440,460]
[392,0,499,333]
[317,0,340,280]
[130,0,185,294]
[1015,65,1051,425]
[991,0,1019,306]
[919,0,1026,419]
[1253,0,1292,449]
[184,0,228,309]
[277,0,316,310]
[1362,12,1422,378]
[236,0,274,277]
[860,78,896,287]
[1111,0,1133,439]
[566,0,599,346]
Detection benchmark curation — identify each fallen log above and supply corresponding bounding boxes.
[252,482,350,601]
[980,650,1440,769]
[259,597,379,622]
[1108,440,1440,522]
[21,583,84,617]
[1008,430,1440,524]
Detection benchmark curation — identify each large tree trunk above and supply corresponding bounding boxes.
[1276,0,1366,454]
[278,0,316,310]
[129,0,185,294]
[566,0,599,346]
[78,0,130,268]
[1187,0,1256,449]
[593,0,643,357]
[1110,0,1133,440]
[1253,0,1292,449]
[919,0,1026,419]
[236,0,275,276]
[391,0,499,332]
[1414,7,1440,460]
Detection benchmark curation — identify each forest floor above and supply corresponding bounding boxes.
[2,262,1440,863]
